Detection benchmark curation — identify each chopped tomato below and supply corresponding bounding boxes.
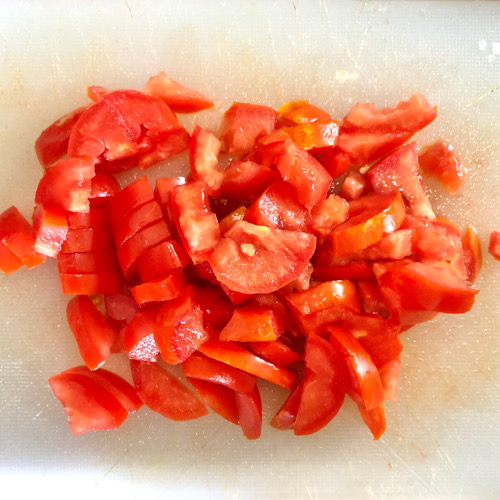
[130,360,208,421]
[247,339,301,368]
[315,149,351,179]
[462,225,482,283]
[60,272,121,296]
[219,206,248,235]
[0,242,23,274]
[308,195,349,236]
[339,170,367,200]
[57,251,120,275]
[108,176,155,225]
[154,176,188,235]
[234,385,262,440]
[193,284,234,330]
[130,271,185,306]
[219,102,278,154]
[281,121,339,151]
[137,240,190,282]
[123,307,161,362]
[207,220,316,294]
[278,100,332,126]
[32,204,68,257]
[104,293,139,330]
[359,405,386,440]
[144,72,214,113]
[66,295,118,370]
[418,140,467,194]
[89,173,121,208]
[488,231,500,261]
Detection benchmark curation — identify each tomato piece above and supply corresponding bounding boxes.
[219,206,248,235]
[111,200,164,249]
[35,158,95,213]
[286,280,361,336]
[116,219,171,277]
[315,149,351,179]
[154,286,208,364]
[108,176,155,225]
[219,303,284,342]
[130,271,185,306]
[138,240,190,282]
[293,335,347,435]
[338,93,437,166]
[199,338,297,391]
[278,100,332,126]
[328,325,384,412]
[418,141,467,194]
[352,228,414,262]
[187,378,239,425]
[123,307,161,362]
[275,139,332,209]
[32,204,69,257]
[308,195,349,235]
[373,261,478,315]
[0,206,46,269]
[330,191,406,259]
[270,382,303,430]
[193,284,234,330]
[35,105,89,168]
[378,359,400,401]
[357,279,387,314]
[182,352,257,393]
[281,121,339,151]
[235,384,262,440]
[61,226,115,254]
[66,295,118,370]
[244,180,309,231]
[105,292,139,330]
[87,85,108,102]
[144,72,214,113]
[171,181,220,264]
[219,102,278,154]
[462,225,482,283]
[89,173,121,208]
[137,127,191,170]
[368,142,435,220]
[208,220,316,295]
[62,366,143,413]
[130,360,208,421]
[221,159,280,199]
[248,340,301,368]
[154,176,187,234]
[68,89,182,163]
[339,171,367,200]
[49,370,129,436]
[488,231,500,261]
[60,273,121,295]
[57,251,119,275]
[0,241,23,274]
[359,405,386,440]
[189,126,224,196]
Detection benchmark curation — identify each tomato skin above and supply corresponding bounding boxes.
[328,326,385,412]
[57,251,120,275]
[418,140,467,194]
[488,231,500,261]
[0,242,23,274]
[189,126,224,196]
[138,240,190,283]
[35,158,95,213]
[49,370,129,436]
[338,93,437,166]
[462,225,482,283]
[154,286,208,365]
[219,102,278,154]
[368,142,435,220]
[89,173,121,208]
[234,384,262,440]
[171,181,220,265]
[109,176,155,225]
[199,338,298,391]
[275,139,333,209]
[0,206,46,269]
[66,295,118,370]
[32,204,69,257]
[130,271,185,306]
[144,72,214,113]
[130,359,208,421]
[208,220,316,295]
[374,261,478,315]
[35,105,89,168]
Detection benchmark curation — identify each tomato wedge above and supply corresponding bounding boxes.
[488,231,500,261]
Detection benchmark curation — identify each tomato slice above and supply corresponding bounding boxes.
[308,195,349,236]
[130,271,185,306]
[488,231,500,261]
[244,180,309,231]
[66,295,118,370]
[462,225,482,283]
[199,338,297,391]
[359,405,386,440]
[182,352,257,393]
[338,93,437,166]
[328,325,384,412]
[275,139,332,209]
[123,307,160,362]
[0,206,46,269]
[171,181,220,264]
[189,126,224,196]
[89,173,121,208]
[32,204,69,257]
[248,340,301,368]
[144,72,214,113]
[154,176,187,234]
[219,102,278,154]
[130,359,208,421]
[35,158,95,213]
[270,382,303,431]
[418,140,467,194]
[154,286,208,364]
[57,251,120,275]
[0,241,23,274]
[207,220,316,295]
[219,303,284,342]
[49,370,129,436]
[108,176,155,225]
[68,89,182,163]
[234,384,262,440]
[137,240,190,282]
[315,149,351,179]
[35,105,89,168]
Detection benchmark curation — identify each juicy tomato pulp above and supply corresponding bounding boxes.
[1,74,483,441]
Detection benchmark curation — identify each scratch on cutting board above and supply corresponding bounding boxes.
[435,439,455,470]
[94,449,130,488]
[467,84,500,107]
[305,481,318,500]
[124,0,134,18]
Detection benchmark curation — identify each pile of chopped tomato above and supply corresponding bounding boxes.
[0,72,489,440]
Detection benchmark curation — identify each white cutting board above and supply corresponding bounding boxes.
[1,1,499,498]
